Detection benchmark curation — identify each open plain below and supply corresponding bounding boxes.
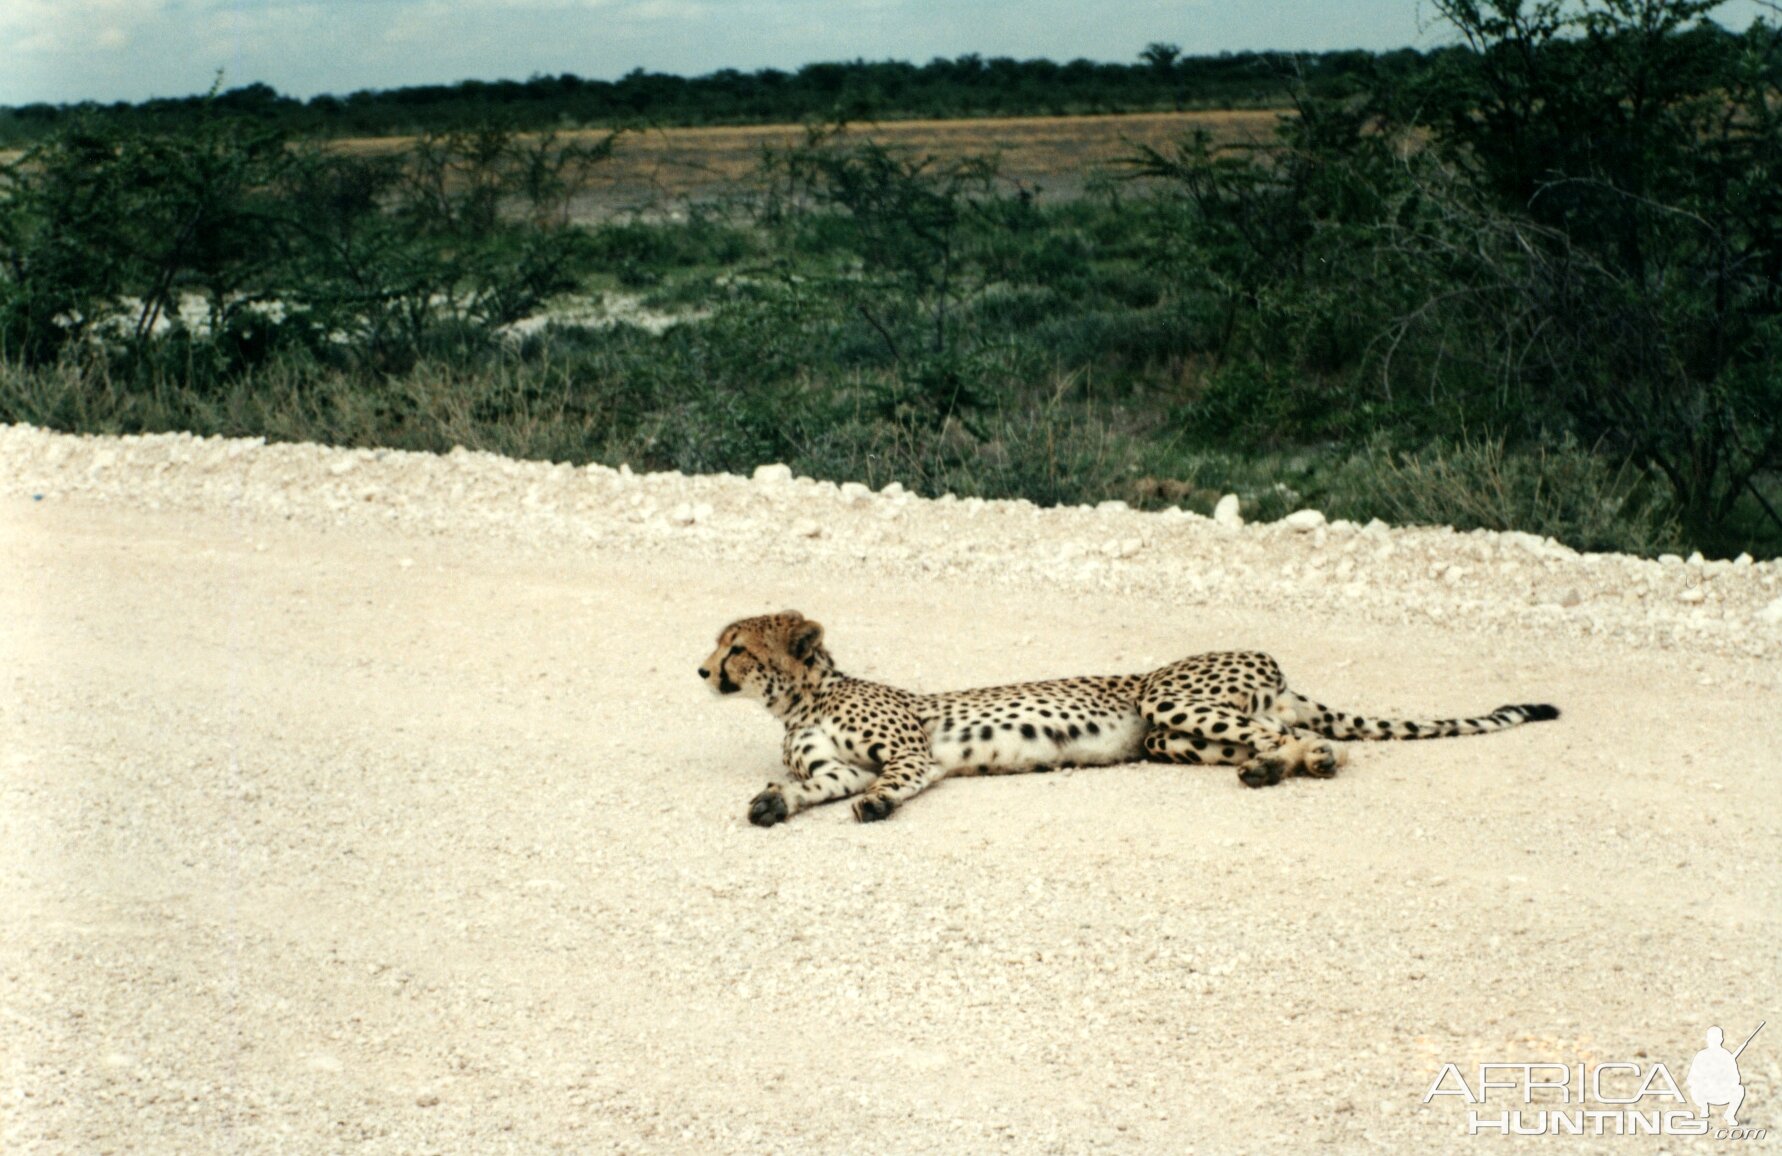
[330,108,1284,209]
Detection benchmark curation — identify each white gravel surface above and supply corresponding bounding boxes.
[2,423,1779,1153]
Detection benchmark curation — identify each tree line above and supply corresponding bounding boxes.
[0,48,1432,144]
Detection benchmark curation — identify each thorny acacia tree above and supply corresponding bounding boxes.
[0,106,617,374]
[762,129,1004,431]
[1135,0,1782,546]
[1416,0,1782,544]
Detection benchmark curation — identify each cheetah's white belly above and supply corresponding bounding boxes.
[928,709,1147,774]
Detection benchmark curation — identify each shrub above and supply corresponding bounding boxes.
[1348,434,1682,556]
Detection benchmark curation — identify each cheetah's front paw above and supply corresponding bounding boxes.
[748,784,790,827]
[851,793,898,823]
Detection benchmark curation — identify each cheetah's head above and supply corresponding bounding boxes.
[699,610,829,708]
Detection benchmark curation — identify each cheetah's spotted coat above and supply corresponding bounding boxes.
[699,611,1559,825]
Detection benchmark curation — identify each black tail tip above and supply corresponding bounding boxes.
[1501,703,1560,722]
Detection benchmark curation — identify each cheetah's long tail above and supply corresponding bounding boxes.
[1282,693,1559,741]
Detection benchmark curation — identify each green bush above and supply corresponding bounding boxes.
[586,215,761,272]
[1129,2,1782,551]
[0,111,616,377]
[1346,435,1683,556]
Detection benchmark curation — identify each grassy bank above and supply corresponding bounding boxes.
[0,179,1759,556]
[0,310,1696,560]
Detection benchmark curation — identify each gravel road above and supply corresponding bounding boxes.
[3,424,1779,1153]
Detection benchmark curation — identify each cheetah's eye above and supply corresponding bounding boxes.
[728,644,745,656]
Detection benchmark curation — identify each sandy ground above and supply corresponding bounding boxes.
[2,426,1779,1153]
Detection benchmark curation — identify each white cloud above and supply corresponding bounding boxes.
[1,0,172,55]
[626,0,710,19]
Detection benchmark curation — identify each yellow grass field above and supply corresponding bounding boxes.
[336,109,1286,209]
[0,110,1284,214]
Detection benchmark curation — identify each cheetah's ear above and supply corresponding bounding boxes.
[788,619,824,661]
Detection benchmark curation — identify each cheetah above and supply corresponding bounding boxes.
[698,611,1559,825]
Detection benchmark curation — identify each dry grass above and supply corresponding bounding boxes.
[0,110,1281,211]
[332,109,1285,209]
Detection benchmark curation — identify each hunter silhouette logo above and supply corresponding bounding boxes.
[1689,1023,1763,1127]
[1423,1021,1768,1139]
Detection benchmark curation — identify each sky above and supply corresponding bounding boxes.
[2,0,1773,106]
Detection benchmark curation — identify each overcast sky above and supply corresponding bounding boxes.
[2,0,1773,106]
